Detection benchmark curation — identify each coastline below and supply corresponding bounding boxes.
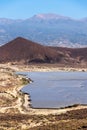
[1,65,87,129]
[1,63,87,72]
[22,88,87,116]
[0,65,87,115]
[19,71,87,116]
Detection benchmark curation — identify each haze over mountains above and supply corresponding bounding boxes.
[0,13,87,47]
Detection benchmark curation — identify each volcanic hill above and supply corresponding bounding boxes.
[0,37,64,64]
[0,37,87,67]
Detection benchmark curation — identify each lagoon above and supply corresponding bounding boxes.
[21,72,87,108]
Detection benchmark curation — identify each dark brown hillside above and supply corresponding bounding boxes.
[0,37,87,66]
[50,46,87,65]
[51,47,87,59]
[0,37,64,64]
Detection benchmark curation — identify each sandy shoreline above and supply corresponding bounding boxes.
[1,63,87,72]
[0,63,87,116]
[22,85,87,116]
[21,84,87,116]
[1,64,87,129]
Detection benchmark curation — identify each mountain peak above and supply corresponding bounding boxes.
[14,37,26,41]
[32,13,71,20]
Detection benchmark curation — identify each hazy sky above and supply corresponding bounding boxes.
[0,0,87,19]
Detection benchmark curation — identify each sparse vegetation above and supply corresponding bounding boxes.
[1,109,87,129]
[0,66,87,130]
[20,77,30,85]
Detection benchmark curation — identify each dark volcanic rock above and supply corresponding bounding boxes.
[0,37,87,66]
[0,37,63,64]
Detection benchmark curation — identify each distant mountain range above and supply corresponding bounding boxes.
[1,13,87,47]
[0,37,87,66]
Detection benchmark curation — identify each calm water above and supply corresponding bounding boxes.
[21,72,87,108]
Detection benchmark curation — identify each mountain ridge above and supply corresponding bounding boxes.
[0,13,87,47]
[31,13,72,20]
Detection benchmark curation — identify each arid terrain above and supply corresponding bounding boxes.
[0,36,87,130]
[0,37,87,68]
[0,64,87,130]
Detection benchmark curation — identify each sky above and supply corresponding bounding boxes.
[0,0,87,19]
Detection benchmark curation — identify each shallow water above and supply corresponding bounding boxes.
[21,72,87,108]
